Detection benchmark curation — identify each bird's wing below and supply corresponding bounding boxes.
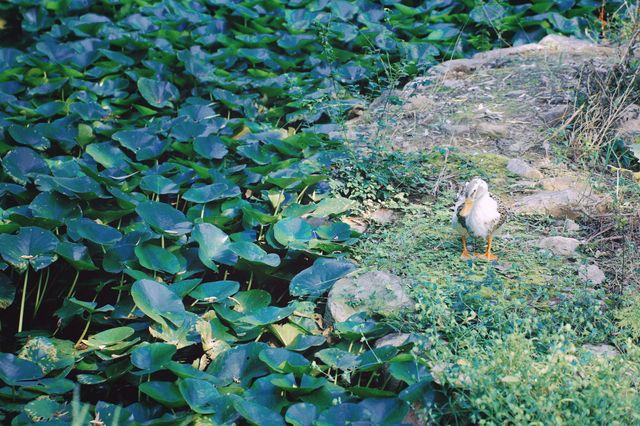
[491,194,509,233]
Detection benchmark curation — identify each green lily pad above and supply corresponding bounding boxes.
[2,147,49,185]
[131,343,177,373]
[86,327,135,347]
[135,243,183,274]
[8,125,50,150]
[273,218,314,247]
[228,242,280,267]
[0,353,44,386]
[137,77,180,108]
[66,218,122,246]
[131,279,187,326]
[85,142,130,169]
[136,201,193,236]
[56,242,97,271]
[286,402,318,426]
[139,381,186,408]
[191,223,237,269]
[189,280,239,302]
[289,258,355,297]
[112,128,169,161]
[0,226,58,272]
[233,398,286,426]
[182,182,241,203]
[315,348,360,370]
[29,192,82,223]
[206,342,269,387]
[139,174,180,195]
[259,348,310,375]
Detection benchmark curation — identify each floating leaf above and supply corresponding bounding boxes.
[136,201,192,236]
[66,218,122,246]
[0,227,58,272]
[135,243,183,274]
[259,348,310,375]
[182,182,241,203]
[2,147,49,185]
[56,242,97,271]
[8,125,50,150]
[229,242,280,267]
[289,258,355,297]
[137,77,180,108]
[112,128,169,161]
[273,218,314,247]
[190,280,239,302]
[139,381,185,408]
[131,343,177,373]
[0,353,44,386]
[131,279,187,326]
[191,223,237,269]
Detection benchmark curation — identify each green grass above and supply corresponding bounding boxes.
[350,150,640,424]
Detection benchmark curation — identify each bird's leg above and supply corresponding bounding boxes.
[477,234,498,261]
[460,236,471,260]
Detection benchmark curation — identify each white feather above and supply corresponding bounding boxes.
[465,193,501,239]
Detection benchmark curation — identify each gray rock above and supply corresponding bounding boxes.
[507,158,544,179]
[536,236,581,256]
[540,104,571,126]
[374,333,412,349]
[579,264,606,285]
[370,208,398,225]
[582,344,619,358]
[540,176,588,192]
[327,271,413,324]
[513,189,609,219]
[564,219,581,233]
[341,217,368,234]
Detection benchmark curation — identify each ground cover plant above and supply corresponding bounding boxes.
[0,0,628,424]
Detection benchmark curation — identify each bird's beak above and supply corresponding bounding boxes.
[460,198,474,217]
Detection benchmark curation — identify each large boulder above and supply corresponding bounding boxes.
[326,271,413,324]
[536,236,581,256]
[514,189,608,219]
[507,158,543,179]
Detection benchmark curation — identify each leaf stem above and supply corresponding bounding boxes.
[18,268,29,333]
[67,270,80,298]
[75,314,92,348]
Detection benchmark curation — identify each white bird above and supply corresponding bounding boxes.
[451,177,507,260]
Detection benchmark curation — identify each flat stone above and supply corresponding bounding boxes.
[370,208,398,225]
[374,333,412,349]
[341,217,368,234]
[513,189,609,219]
[326,271,413,324]
[578,264,606,285]
[536,236,581,256]
[582,344,619,358]
[507,158,543,179]
[540,104,571,126]
[540,176,588,192]
[564,219,581,233]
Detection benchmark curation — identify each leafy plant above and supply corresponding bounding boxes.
[0,0,623,423]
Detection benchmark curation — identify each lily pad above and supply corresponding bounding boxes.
[136,201,193,236]
[0,227,58,272]
[137,77,180,108]
[0,353,44,386]
[135,243,183,275]
[131,343,177,373]
[8,125,50,150]
[131,279,187,326]
[289,258,355,297]
[2,148,49,185]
